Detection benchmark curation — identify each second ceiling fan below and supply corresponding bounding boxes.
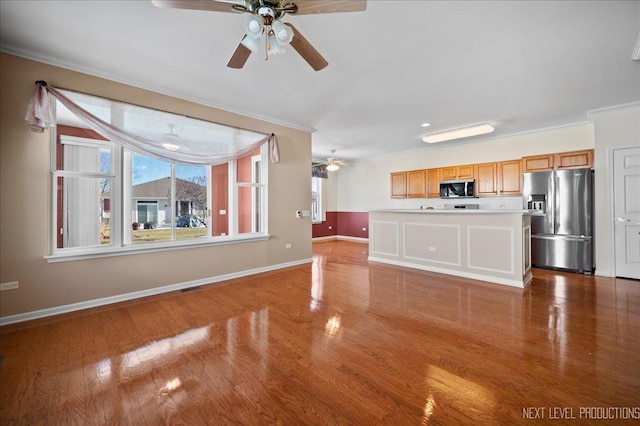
[151,0,367,71]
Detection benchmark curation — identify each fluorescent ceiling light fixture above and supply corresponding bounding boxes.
[421,122,431,127]
[422,123,494,143]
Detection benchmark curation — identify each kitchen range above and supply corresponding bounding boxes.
[523,168,594,274]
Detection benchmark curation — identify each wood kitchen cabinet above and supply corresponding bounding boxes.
[476,160,522,196]
[390,172,407,198]
[390,170,426,198]
[498,160,522,195]
[427,169,440,198]
[522,149,593,172]
[475,162,498,196]
[522,154,554,172]
[440,165,474,181]
[555,149,593,169]
[390,149,589,199]
[407,169,426,198]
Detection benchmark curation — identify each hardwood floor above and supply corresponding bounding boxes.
[1,240,639,425]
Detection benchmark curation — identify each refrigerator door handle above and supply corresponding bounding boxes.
[532,234,592,242]
[554,174,560,234]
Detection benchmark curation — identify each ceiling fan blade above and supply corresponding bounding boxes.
[227,38,252,69]
[288,0,366,15]
[150,0,241,13]
[285,23,328,71]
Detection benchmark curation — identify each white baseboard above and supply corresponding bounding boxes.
[0,258,313,326]
[312,235,368,243]
[337,236,368,243]
[312,236,337,242]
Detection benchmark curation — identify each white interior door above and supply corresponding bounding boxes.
[613,147,640,279]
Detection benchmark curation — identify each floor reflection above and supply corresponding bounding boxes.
[2,242,639,424]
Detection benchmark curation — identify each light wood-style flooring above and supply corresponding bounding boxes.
[1,240,639,425]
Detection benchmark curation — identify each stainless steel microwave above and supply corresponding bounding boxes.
[439,179,475,198]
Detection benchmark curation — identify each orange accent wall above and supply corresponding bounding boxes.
[211,163,228,236]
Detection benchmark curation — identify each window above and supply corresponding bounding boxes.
[311,177,324,223]
[50,93,269,260]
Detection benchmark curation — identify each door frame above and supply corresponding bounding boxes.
[610,146,640,278]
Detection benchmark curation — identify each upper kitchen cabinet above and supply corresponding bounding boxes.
[440,165,475,180]
[522,154,554,172]
[475,160,522,196]
[475,162,498,196]
[555,149,593,170]
[497,160,522,195]
[523,149,593,172]
[390,170,427,198]
[390,172,407,198]
[427,169,440,198]
[407,169,427,198]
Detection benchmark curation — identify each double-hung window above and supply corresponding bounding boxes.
[311,176,323,223]
[49,90,269,260]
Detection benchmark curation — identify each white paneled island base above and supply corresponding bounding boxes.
[369,210,532,288]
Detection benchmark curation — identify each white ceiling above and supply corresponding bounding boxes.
[1,1,639,163]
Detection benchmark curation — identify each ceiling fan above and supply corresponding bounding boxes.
[151,0,367,71]
[323,150,350,171]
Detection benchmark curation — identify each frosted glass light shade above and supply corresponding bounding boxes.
[272,19,294,45]
[326,163,339,171]
[267,32,285,55]
[244,15,264,39]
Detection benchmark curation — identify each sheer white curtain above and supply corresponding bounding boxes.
[62,143,102,247]
[25,82,280,166]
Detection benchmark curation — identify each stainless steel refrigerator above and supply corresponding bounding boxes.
[522,168,594,274]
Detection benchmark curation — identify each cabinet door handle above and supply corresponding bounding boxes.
[614,217,630,222]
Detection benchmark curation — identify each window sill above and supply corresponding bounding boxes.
[45,234,271,263]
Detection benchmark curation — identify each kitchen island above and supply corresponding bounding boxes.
[368,209,532,288]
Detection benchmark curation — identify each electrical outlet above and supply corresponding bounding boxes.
[0,281,19,291]
[295,210,302,218]
[285,243,292,249]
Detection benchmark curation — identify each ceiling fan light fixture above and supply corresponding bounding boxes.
[326,163,340,171]
[267,31,286,55]
[244,15,264,39]
[162,143,180,151]
[272,19,294,45]
[422,123,495,143]
[162,123,182,151]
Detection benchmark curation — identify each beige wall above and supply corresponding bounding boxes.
[0,53,312,319]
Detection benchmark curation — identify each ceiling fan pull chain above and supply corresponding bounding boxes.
[265,30,269,60]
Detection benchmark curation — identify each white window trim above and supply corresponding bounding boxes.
[311,176,325,224]
[49,114,270,263]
